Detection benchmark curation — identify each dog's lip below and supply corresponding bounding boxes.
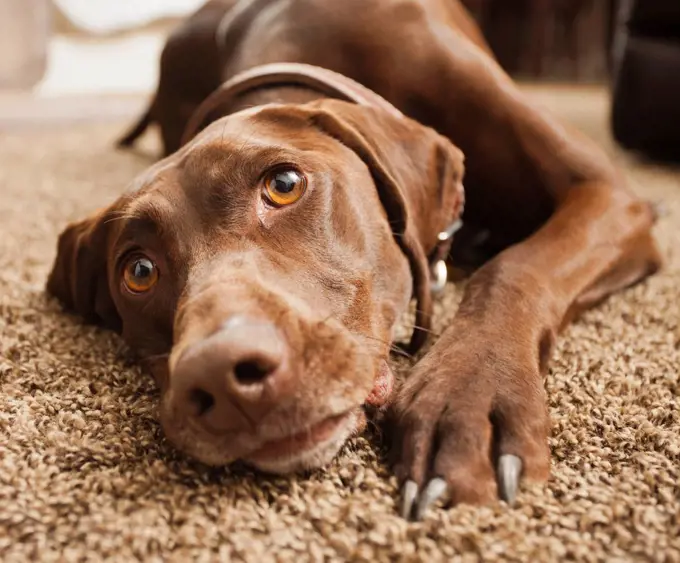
[245,411,352,463]
[365,360,395,407]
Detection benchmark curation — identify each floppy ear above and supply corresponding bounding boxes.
[304,100,466,352]
[46,210,121,331]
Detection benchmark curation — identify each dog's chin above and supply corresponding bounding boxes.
[244,409,363,474]
[162,407,365,473]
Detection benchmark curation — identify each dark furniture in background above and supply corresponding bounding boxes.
[461,0,680,162]
[611,0,680,162]
[461,0,617,82]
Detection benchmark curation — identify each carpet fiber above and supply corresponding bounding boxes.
[1,88,679,562]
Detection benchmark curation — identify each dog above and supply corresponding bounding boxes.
[47,0,662,520]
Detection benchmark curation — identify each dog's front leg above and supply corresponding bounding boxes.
[391,178,662,520]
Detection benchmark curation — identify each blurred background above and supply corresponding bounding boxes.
[0,0,678,161]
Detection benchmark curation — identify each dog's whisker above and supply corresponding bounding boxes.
[351,349,386,361]
[351,331,414,360]
[400,322,438,336]
[102,213,136,225]
[316,312,337,328]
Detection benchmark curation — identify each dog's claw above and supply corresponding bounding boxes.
[415,477,448,520]
[401,480,419,520]
[497,454,522,505]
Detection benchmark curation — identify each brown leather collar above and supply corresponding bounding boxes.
[182,62,404,145]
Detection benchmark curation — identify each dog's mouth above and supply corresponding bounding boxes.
[244,365,394,472]
[244,411,355,468]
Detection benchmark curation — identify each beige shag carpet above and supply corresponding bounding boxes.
[1,88,679,562]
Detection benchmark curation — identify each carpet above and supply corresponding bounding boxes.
[1,88,679,562]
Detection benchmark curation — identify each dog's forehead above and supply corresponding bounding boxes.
[193,105,309,147]
[124,118,294,198]
[122,104,366,221]
[188,104,350,159]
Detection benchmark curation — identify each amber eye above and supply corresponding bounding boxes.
[262,169,306,206]
[122,255,158,294]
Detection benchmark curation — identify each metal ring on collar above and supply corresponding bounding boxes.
[430,219,463,294]
[430,259,449,294]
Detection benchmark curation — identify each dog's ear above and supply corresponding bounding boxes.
[304,100,465,352]
[47,210,121,331]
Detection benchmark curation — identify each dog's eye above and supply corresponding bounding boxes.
[262,169,306,206]
[123,255,158,294]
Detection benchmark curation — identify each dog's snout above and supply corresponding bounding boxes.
[171,316,288,432]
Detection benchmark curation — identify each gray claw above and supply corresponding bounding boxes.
[415,477,448,520]
[401,480,419,520]
[497,454,523,505]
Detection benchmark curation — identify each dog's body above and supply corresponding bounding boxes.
[50,0,661,520]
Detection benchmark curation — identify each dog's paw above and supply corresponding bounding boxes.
[389,328,551,520]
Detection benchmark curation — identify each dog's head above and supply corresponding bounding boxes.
[47,99,464,472]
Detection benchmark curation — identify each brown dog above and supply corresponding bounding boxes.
[47,0,662,520]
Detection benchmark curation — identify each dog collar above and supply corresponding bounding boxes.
[182,62,404,145]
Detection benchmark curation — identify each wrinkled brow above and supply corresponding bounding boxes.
[113,195,176,242]
[182,142,306,185]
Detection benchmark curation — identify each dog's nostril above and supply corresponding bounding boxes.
[189,388,215,416]
[233,360,272,385]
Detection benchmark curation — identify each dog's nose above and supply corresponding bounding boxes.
[171,316,288,432]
